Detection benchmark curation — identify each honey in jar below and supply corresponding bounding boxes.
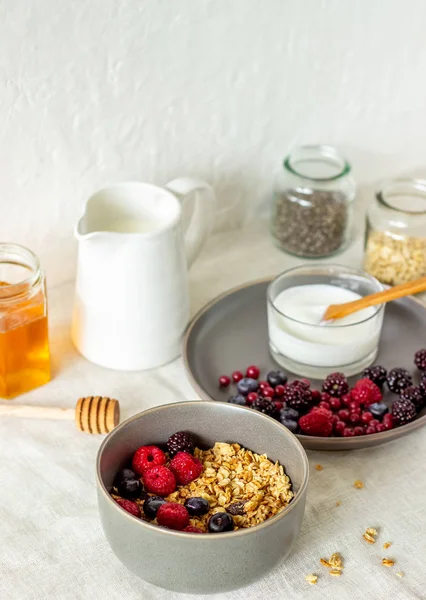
[0,244,50,398]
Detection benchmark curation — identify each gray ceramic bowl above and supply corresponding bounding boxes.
[96,401,309,594]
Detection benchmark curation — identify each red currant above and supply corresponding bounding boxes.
[341,394,352,406]
[263,387,275,398]
[231,370,244,383]
[343,427,355,437]
[320,392,331,402]
[349,413,360,424]
[353,426,364,436]
[332,414,340,424]
[365,426,376,435]
[219,375,231,388]
[370,419,379,427]
[383,414,394,430]
[338,409,350,422]
[319,401,331,411]
[361,411,373,423]
[246,392,258,404]
[274,384,286,397]
[311,390,321,402]
[375,423,386,433]
[329,398,341,411]
[258,380,268,390]
[274,400,283,411]
[349,402,361,414]
[246,365,260,379]
[334,420,346,435]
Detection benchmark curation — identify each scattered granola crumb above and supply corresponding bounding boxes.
[396,571,404,578]
[382,558,395,568]
[354,480,364,489]
[335,500,341,507]
[315,464,323,471]
[330,553,343,568]
[320,558,332,568]
[305,574,318,585]
[363,527,378,544]
[329,569,342,577]
[383,542,392,549]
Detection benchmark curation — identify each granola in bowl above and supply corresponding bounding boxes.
[111,433,293,533]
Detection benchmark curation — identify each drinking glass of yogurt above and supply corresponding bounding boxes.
[267,265,385,379]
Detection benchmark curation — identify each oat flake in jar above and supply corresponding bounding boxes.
[364,179,426,285]
[0,244,50,398]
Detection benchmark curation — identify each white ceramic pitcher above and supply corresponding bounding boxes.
[71,179,216,370]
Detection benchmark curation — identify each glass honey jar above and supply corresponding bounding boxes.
[0,244,50,398]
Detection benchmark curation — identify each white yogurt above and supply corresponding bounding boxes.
[267,284,384,377]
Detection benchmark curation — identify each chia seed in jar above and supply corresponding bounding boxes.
[272,145,355,258]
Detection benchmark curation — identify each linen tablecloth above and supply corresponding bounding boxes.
[1,221,426,600]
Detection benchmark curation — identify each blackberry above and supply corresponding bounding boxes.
[252,397,278,418]
[322,372,348,398]
[386,368,412,394]
[283,382,313,413]
[362,365,387,388]
[166,431,195,457]
[400,386,424,412]
[420,375,426,398]
[391,398,417,426]
[414,349,426,372]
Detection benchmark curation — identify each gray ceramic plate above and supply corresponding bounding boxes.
[183,278,426,450]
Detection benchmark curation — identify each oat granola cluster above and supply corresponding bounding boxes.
[165,442,293,532]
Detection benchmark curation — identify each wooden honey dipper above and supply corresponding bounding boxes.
[0,396,120,434]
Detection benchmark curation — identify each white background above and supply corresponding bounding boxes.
[1,0,426,286]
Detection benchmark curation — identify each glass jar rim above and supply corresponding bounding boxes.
[376,178,426,215]
[0,243,42,302]
[283,145,351,182]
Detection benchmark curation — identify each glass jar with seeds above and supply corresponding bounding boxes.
[272,145,356,258]
[364,179,426,285]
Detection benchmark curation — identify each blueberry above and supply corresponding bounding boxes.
[143,496,167,519]
[369,402,389,419]
[208,512,234,533]
[280,419,298,434]
[237,377,258,396]
[117,477,143,499]
[184,497,210,516]
[114,468,137,486]
[267,370,288,388]
[280,407,299,421]
[228,394,246,406]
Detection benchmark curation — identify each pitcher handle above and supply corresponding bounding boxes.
[165,177,216,267]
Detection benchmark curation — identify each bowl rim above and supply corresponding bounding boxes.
[96,400,309,540]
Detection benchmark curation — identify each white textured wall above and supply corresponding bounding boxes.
[1,0,426,285]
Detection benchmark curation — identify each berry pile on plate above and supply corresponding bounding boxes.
[218,349,426,437]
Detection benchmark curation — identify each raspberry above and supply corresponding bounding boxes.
[142,465,176,496]
[114,498,141,518]
[391,398,417,426]
[170,452,203,485]
[156,503,189,530]
[400,386,424,412]
[183,525,204,533]
[350,378,382,406]
[166,432,195,457]
[298,408,333,437]
[132,445,166,476]
[414,349,426,371]
[322,373,349,397]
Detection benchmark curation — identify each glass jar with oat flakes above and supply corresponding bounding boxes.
[364,179,426,285]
